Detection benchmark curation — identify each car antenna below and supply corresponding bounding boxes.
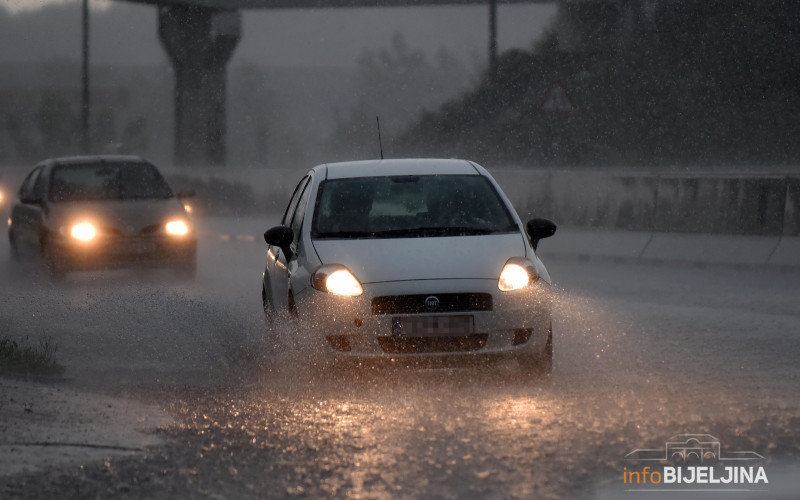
[376,115,384,160]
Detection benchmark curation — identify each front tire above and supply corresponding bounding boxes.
[175,258,197,280]
[262,285,277,330]
[41,239,67,282]
[517,320,553,378]
[8,230,19,262]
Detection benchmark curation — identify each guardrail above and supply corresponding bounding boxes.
[6,163,799,266]
[491,170,800,237]
[490,170,800,267]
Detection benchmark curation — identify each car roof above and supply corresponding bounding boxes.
[40,155,149,168]
[316,159,481,180]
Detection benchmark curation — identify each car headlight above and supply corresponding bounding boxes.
[70,222,97,242]
[166,220,190,236]
[498,258,538,291]
[311,264,363,296]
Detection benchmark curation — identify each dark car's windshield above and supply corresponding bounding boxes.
[49,162,174,202]
[312,174,517,239]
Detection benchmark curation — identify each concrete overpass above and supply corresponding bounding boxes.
[118,0,620,166]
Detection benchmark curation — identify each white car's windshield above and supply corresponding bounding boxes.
[312,174,517,239]
[49,163,174,202]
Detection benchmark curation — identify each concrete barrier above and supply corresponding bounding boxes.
[782,177,800,236]
[493,170,658,231]
[536,227,786,268]
[767,237,800,267]
[494,169,800,267]
[653,176,787,236]
[536,227,651,261]
[641,233,781,267]
[12,162,793,268]
[765,178,800,267]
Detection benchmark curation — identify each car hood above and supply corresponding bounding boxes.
[311,233,528,283]
[46,198,188,236]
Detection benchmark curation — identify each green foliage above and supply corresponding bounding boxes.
[0,335,65,376]
[327,33,475,161]
[398,1,800,167]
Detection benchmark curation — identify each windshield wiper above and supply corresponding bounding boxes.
[372,226,517,237]
[313,225,518,239]
[312,230,376,239]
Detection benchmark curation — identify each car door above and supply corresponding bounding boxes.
[11,166,45,252]
[265,175,310,312]
[285,176,315,302]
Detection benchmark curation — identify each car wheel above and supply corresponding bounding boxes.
[43,244,66,282]
[175,258,197,280]
[8,230,19,261]
[517,320,553,378]
[262,285,278,330]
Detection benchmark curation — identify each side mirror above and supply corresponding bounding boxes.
[20,194,41,205]
[176,189,196,199]
[526,218,557,251]
[264,226,294,260]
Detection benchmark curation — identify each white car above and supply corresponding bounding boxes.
[262,159,556,375]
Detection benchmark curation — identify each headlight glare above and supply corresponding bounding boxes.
[311,265,363,296]
[166,220,190,236]
[498,259,538,291]
[70,222,97,242]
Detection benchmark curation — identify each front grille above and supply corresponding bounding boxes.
[371,293,493,315]
[326,335,351,352]
[512,328,532,345]
[140,224,163,235]
[99,226,124,238]
[378,334,488,354]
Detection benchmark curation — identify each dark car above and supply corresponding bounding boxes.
[8,155,196,279]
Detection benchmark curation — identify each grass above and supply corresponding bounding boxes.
[0,335,65,376]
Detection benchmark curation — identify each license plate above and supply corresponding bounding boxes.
[391,315,474,337]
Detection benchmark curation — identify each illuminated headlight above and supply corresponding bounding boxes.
[166,220,190,236]
[0,190,4,203]
[498,258,538,291]
[311,264,363,296]
[70,222,97,242]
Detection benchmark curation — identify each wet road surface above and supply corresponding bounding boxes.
[1,216,798,498]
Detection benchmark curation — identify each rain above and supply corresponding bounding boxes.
[1,1,799,498]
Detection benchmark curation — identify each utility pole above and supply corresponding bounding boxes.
[81,0,90,154]
[489,0,498,80]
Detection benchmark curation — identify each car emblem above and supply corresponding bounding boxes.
[424,296,440,311]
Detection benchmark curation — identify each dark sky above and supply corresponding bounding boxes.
[0,0,558,69]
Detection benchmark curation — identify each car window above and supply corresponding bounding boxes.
[281,176,310,226]
[19,166,42,201]
[311,174,518,239]
[49,162,174,202]
[289,179,313,245]
[32,168,48,200]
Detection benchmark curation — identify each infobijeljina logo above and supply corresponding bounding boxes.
[623,434,768,493]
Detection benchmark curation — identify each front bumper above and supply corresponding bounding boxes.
[48,234,196,271]
[293,278,552,361]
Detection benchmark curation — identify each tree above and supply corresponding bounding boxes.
[326,33,475,160]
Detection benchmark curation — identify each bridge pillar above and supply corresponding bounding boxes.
[158,5,241,167]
